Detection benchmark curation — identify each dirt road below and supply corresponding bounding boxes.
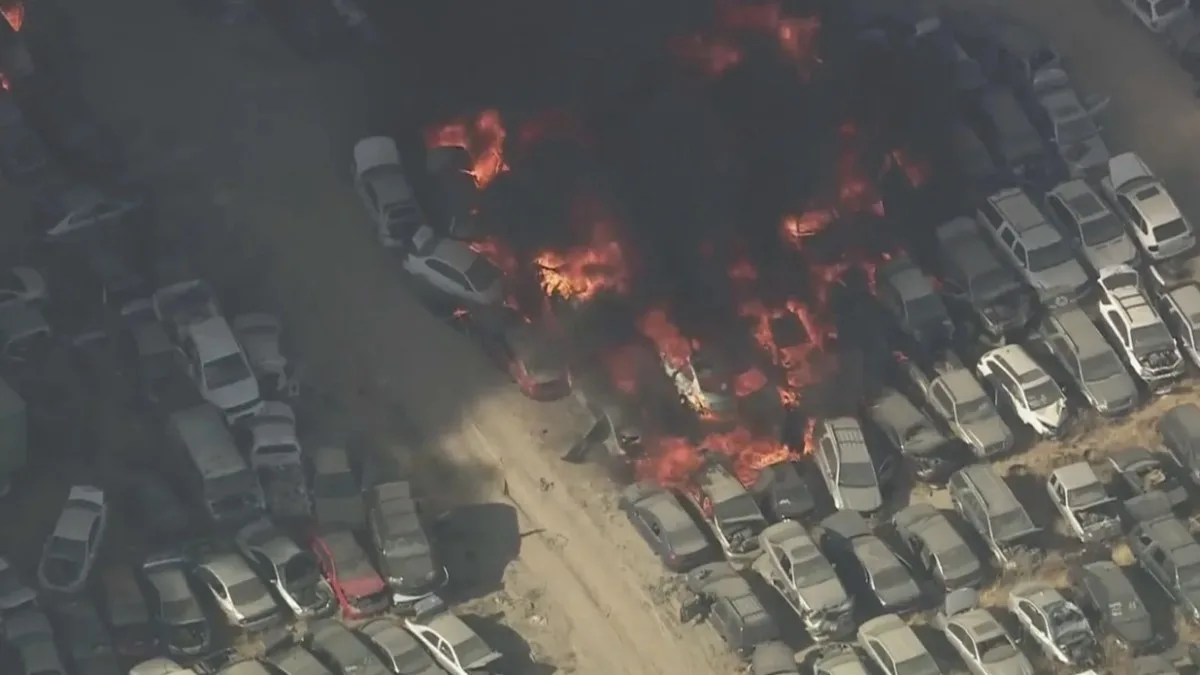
[58,0,738,673]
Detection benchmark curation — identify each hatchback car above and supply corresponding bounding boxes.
[679,562,780,658]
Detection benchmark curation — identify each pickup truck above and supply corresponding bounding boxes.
[1047,463,1121,543]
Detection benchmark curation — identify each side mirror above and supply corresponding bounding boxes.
[1083,94,1111,117]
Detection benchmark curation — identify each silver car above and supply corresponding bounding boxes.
[936,589,1032,675]
[753,521,853,641]
[359,618,441,675]
[1045,179,1138,273]
[1027,69,1109,178]
[858,613,942,675]
[38,485,107,593]
[813,417,882,514]
[1007,582,1099,667]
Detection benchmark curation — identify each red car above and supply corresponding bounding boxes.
[309,527,390,619]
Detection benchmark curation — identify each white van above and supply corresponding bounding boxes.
[168,404,264,524]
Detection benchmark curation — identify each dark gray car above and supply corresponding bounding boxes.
[312,446,365,529]
[680,562,780,658]
[1107,446,1188,509]
[892,504,983,591]
[866,388,956,483]
[948,464,1041,569]
[619,482,713,572]
[1028,307,1138,417]
[1126,498,1200,624]
[52,600,121,675]
[307,620,391,675]
[365,481,446,604]
[935,216,1031,342]
[819,511,921,613]
[1069,560,1156,654]
[1159,403,1200,485]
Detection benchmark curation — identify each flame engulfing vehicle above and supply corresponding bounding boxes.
[1007,582,1100,667]
[618,481,715,572]
[687,462,768,567]
[680,562,780,659]
[752,521,854,642]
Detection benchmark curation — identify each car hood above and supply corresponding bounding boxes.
[836,485,882,513]
[1112,615,1153,647]
[1032,261,1089,299]
[341,573,386,599]
[961,416,1013,454]
[798,575,851,613]
[206,376,260,410]
[1031,398,1069,429]
[981,654,1035,675]
[1085,373,1138,413]
[901,427,949,456]
[1084,234,1139,271]
[875,574,921,608]
[1062,135,1109,175]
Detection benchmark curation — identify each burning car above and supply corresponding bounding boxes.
[975,344,1068,438]
[935,589,1031,675]
[688,462,768,567]
[812,417,882,514]
[618,481,714,572]
[865,387,956,483]
[935,216,1031,343]
[1107,446,1188,509]
[1046,463,1120,543]
[235,518,334,618]
[235,401,311,519]
[891,504,983,592]
[1096,265,1184,391]
[1007,582,1100,667]
[750,461,815,522]
[680,562,780,659]
[309,526,390,619]
[752,521,853,642]
[900,354,1013,459]
[365,481,448,605]
[818,510,921,614]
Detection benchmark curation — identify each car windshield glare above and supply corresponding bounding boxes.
[227,578,264,605]
[1131,324,1174,355]
[1153,218,1189,242]
[838,461,877,488]
[977,634,1018,662]
[203,353,252,389]
[1025,380,1062,409]
[895,652,939,675]
[464,257,501,292]
[1082,213,1125,246]
[1027,241,1073,272]
[1081,352,1123,381]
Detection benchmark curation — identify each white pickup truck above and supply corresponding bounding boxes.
[1047,463,1121,543]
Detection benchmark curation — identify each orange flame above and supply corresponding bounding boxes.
[604,344,641,395]
[2,2,23,32]
[802,418,817,455]
[733,367,767,398]
[701,426,796,486]
[635,436,707,489]
[739,298,835,408]
[668,34,744,79]
[517,108,595,151]
[534,222,630,302]
[637,309,692,369]
[425,109,510,190]
[888,148,930,189]
[670,0,821,82]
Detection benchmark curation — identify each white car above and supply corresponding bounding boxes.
[1096,266,1184,390]
[351,136,428,249]
[0,266,46,309]
[151,278,222,341]
[1119,0,1190,33]
[1101,152,1195,262]
[403,225,503,306]
[976,344,1068,438]
[1007,582,1099,667]
[404,596,503,675]
[231,313,297,398]
[179,317,264,422]
[38,485,107,594]
[234,518,332,618]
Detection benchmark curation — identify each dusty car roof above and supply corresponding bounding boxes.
[822,510,872,540]
[4,607,53,642]
[697,463,750,505]
[1052,462,1102,492]
[310,621,386,672]
[1011,582,1067,609]
[54,503,100,541]
[200,552,255,584]
[359,619,431,668]
[186,317,242,360]
[265,645,332,675]
[238,519,302,565]
[956,608,1006,642]
[860,614,923,660]
[635,487,696,532]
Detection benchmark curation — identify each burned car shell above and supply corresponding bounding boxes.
[866,388,956,482]
[891,504,984,591]
[1070,560,1156,654]
[618,481,715,572]
[1107,446,1189,509]
[819,510,921,613]
[689,463,768,568]
[1159,281,1200,370]
[752,521,854,642]
[681,562,780,658]
[1007,582,1099,667]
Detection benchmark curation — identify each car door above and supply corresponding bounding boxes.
[197,568,232,616]
[946,623,976,667]
[85,516,103,571]
[867,641,897,675]
[1018,600,1050,644]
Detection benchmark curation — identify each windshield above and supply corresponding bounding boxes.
[1027,241,1073,272]
[47,537,86,561]
[793,554,836,586]
[1131,324,1174,354]
[464,257,502,292]
[1081,213,1125,246]
[316,471,358,497]
[1057,114,1097,145]
[895,653,939,675]
[255,443,297,456]
[227,578,265,605]
[211,470,257,499]
[956,394,991,423]
[395,645,435,673]
[1081,352,1124,381]
[838,461,877,488]
[1154,218,1189,241]
[712,493,761,523]
[384,204,422,239]
[1025,380,1062,409]
[977,634,1018,662]
[202,353,251,389]
[941,544,978,572]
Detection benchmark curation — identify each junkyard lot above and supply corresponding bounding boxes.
[5,1,1200,675]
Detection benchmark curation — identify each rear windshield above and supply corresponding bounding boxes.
[464,257,502,292]
[1154,218,1189,242]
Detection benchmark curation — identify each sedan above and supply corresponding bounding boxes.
[235,518,334,618]
[812,418,882,514]
[351,136,427,249]
[892,504,984,591]
[192,550,281,630]
[312,445,366,529]
[403,598,504,675]
[308,619,391,675]
[1069,560,1156,654]
[140,553,211,657]
[858,614,942,675]
[38,484,107,593]
[935,589,1030,675]
[310,527,390,619]
[820,511,921,613]
[358,618,441,675]
[231,313,295,398]
[618,481,714,572]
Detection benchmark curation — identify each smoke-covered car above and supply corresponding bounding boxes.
[365,481,447,605]
[1028,306,1138,416]
[752,521,853,642]
[819,510,921,613]
[0,555,36,614]
[52,599,121,675]
[309,527,390,619]
[192,548,281,630]
[4,608,67,675]
[797,643,871,675]
[891,504,983,591]
[901,356,1013,459]
[235,518,334,618]
[970,86,1052,183]
[935,216,1031,342]
[689,462,768,567]
[1096,266,1184,390]
[38,484,107,593]
[237,401,311,519]
[231,313,297,399]
[1107,446,1188,509]
[113,469,191,543]
[470,311,570,401]
[1069,560,1156,654]
[151,278,221,343]
[976,344,1068,438]
[1007,582,1100,667]
[1045,179,1138,273]
[358,618,441,675]
[857,613,943,675]
[351,136,427,249]
[1127,493,1200,624]
[875,253,954,355]
[935,589,1031,675]
[403,225,505,307]
[312,445,366,529]
[426,146,481,240]
[949,464,1041,569]
[865,388,955,483]
[679,562,780,658]
[618,481,714,572]
[1159,403,1200,485]
[750,461,815,522]
[100,565,156,658]
[1021,69,1109,179]
[307,620,391,675]
[402,595,504,675]
[1046,463,1120,543]
[1101,152,1195,263]
[124,304,197,414]
[657,339,739,423]
[140,553,211,657]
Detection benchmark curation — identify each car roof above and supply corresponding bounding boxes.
[955,464,1027,519]
[879,256,932,298]
[1082,561,1135,599]
[1161,403,1200,440]
[1052,180,1110,223]
[429,238,479,272]
[200,552,254,583]
[266,646,332,675]
[169,404,246,478]
[990,188,1049,233]
[238,519,301,564]
[1110,446,1156,470]
[761,520,817,555]
[985,344,1042,380]
[1167,283,1200,326]
[1141,517,1200,561]
[1050,307,1110,358]
[868,388,927,430]
[54,503,98,540]
[1052,462,1101,491]
[185,317,241,360]
[1011,582,1068,609]
[638,488,696,532]
[822,509,872,539]
[940,369,984,400]
[311,620,378,662]
[860,614,924,660]
[359,619,426,662]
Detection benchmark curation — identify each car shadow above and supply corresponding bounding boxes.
[435,502,521,602]
[1003,463,1079,554]
[459,612,557,675]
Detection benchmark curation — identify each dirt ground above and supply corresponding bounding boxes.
[3,0,1200,673]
